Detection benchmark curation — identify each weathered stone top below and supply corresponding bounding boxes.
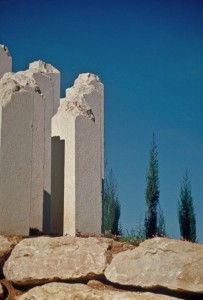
[3,72,41,94]
[76,73,101,86]
[0,72,43,107]
[59,72,103,121]
[29,60,60,74]
[66,73,103,98]
[0,77,24,106]
[18,69,52,83]
[59,95,95,121]
[0,44,11,56]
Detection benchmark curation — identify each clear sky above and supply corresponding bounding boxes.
[0,0,202,240]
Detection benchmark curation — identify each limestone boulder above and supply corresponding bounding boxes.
[0,236,19,271]
[3,236,109,285]
[16,282,181,300]
[105,237,203,294]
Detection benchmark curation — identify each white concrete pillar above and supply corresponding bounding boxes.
[19,61,60,232]
[51,73,104,236]
[17,61,60,233]
[0,45,12,79]
[66,74,104,180]
[3,72,45,233]
[0,75,43,236]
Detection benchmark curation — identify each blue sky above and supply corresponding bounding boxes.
[0,0,202,240]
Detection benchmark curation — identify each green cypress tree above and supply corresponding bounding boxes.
[157,204,166,236]
[178,170,196,242]
[145,133,160,238]
[104,169,121,235]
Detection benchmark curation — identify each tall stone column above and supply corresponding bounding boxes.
[20,61,60,232]
[0,74,44,236]
[0,45,12,79]
[51,73,104,236]
[3,72,45,233]
[66,73,104,184]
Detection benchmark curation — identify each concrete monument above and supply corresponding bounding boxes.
[51,73,104,236]
[0,74,44,236]
[0,44,104,237]
[18,61,60,232]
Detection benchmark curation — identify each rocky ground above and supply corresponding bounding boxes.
[0,235,202,299]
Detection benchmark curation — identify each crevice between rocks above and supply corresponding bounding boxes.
[97,279,203,300]
[3,276,203,300]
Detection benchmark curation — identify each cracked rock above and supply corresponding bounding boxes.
[16,282,181,300]
[3,237,109,285]
[0,236,17,274]
[105,237,203,294]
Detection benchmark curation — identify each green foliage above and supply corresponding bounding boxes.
[178,170,196,242]
[118,221,123,236]
[135,215,146,240]
[120,215,146,243]
[104,169,121,234]
[120,227,146,244]
[144,133,160,238]
[157,204,166,236]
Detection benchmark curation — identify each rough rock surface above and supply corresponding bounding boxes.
[66,73,102,99]
[105,237,203,294]
[3,72,41,94]
[29,60,60,74]
[62,73,103,122]
[0,77,24,106]
[16,282,181,300]
[0,236,18,270]
[60,95,95,121]
[3,237,109,285]
[0,283,3,299]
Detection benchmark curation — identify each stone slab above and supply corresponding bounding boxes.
[16,282,182,300]
[105,237,203,294]
[3,237,109,285]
